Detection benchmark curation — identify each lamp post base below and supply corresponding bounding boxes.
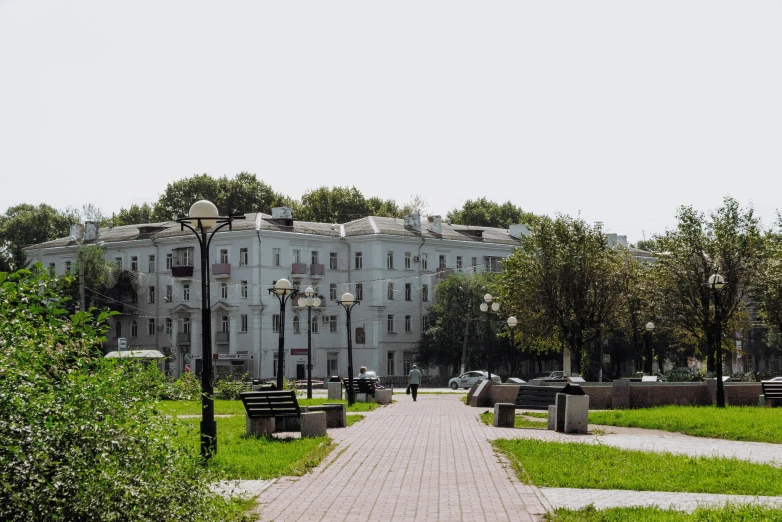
[200,420,217,458]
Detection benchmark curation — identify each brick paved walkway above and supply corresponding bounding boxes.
[250,394,782,520]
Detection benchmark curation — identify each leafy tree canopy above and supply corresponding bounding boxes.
[0,204,79,271]
[447,198,537,229]
[295,186,400,223]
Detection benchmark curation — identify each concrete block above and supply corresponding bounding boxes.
[374,389,392,405]
[300,411,327,438]
[328,381,343,400]
[493,403,516,428]
[612,379,631,409]
[547,405,556,430]
[305,404,346,428]
[246,416,275,437]
[356,392,369,403]
[275,416,301,432]
[564,395,590,434]
[555,393,567,432]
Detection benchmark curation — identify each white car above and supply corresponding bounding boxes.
[448,371,502,390]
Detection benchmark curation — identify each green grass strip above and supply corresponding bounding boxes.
[176,416,334,480]
[589,406,782,443]
[546,503,782,522]
[346,414,364,426]
[479,411,546,429]
[493,439,782,496]
[157,398,379,417]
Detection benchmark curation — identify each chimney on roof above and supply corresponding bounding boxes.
[84,221,99,240]
[404,212,421,232]
[509,224,530,240]
[70,224,84,241]
[428,215,442,235]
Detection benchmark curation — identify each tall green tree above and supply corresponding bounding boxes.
[151,172,289,220]
[447,198,537,229]
[500,215,621,377]
[654,197,764,373]
[114,203,155,226]
[295,186,391,223]
[0,204,79,271]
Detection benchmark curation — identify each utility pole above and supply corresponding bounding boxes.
[460,315,470,374]
[78,251,85,312]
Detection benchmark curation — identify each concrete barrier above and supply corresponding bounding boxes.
[246,416,275,436]
[328,381,343,400]
[547,405,556,430]
[493,403,516,427]
[564,395,589,434]
[300,411,327,438]
[374,389,392,405]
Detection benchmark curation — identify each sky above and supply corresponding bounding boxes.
[1,1,780,243]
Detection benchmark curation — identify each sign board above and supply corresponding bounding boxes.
[736,341,742,349]
[184,364,191,373]
[291,349,309,355]
[213,353,250,360]
[118,338,127,351]
[602,354,610,363]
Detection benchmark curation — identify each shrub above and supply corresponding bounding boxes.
[214,378,244,401]
[664,369,700,382]
[0,268,238,521]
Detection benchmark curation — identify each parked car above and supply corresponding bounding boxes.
[769,376,782,382]
[536,371,565,380]
[448,371,502,390]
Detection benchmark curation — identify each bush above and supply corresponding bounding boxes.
[0,268,238,521]
[664,369,700,382]
[214,379,244,401]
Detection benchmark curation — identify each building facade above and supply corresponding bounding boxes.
[28,210,529,381]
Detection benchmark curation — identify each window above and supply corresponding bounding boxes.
[148,255,155,272]
[422,284,429,302]
[421,315,430,330]
[115,257,123,269]
[330,252,338,270]
[312,251,319,264]
[241,281,248,298]
[387,282,394,300]
[220,282,228,299]
[293,315,301,334]
[327,353,338,376]
[456,256,463,270]
[311,315,319,334]
[273,353,279,377]
[165,285,172,303]
[484,256,503,273]
[330,283,337,301]
[115,321,121,338]
[183,284,190,301]
[130,320,138,338]
[65,261,72,274]
[48,263,56,276]
[273,314,281,332]
[405,283,412,301]
[292,249,300,264]
[147,319,155,336]
[387,251,394,269]
[405,252,411,269]
[355,252,362,269]
[273,248,281,266]
[131,256,138,271]
[182,317,190,333]
[471,257,478,270]
[403,352,414,375]
[439,254,446,269]
[387,315,395,333]
[221,316,228,333]
[149,286,155,304]
[387,352,395,376]
[405,315,412,333]
[329,315,338,333]
[165,318,172,335]
[173,248,193,266]
[166,253,173,270]
[421,253,428,270]
[239,248,248,266]
[355,283,363,301]
[356,327,365,344]
[240,314,248,333]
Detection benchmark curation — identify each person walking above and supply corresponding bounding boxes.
[407,364,422,401]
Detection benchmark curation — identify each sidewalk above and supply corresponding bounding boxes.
[248,394,782,521]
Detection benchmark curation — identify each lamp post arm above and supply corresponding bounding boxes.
[205,219,242,251]
[178,221,207,250]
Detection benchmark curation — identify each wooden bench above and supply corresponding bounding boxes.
[761,381,782,406]
[349,378,379,396]
[239,390,329,437]
[514,383,585,410]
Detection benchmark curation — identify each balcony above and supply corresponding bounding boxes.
[291,263,307,277]
[216,332,230,344]
[171,266,194,278]
[212,263,231,278]
[310,263,325,278]
[177,332,191,344]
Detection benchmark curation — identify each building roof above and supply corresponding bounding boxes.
[26,213,525,250]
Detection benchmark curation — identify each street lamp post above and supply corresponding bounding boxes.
[269,278,299,390]
[644,321,655,374]
[176,200,244,459]
[337,292,360,406]
[298,286,321,399]
[507,316,518,377]
[480,294,500,381]
[707,271,726,408]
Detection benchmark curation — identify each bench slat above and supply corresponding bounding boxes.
[240,390,301,419]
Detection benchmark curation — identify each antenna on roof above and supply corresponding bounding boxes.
[255,213,262,231]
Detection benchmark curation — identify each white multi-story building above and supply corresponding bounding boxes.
[27,209,529,381]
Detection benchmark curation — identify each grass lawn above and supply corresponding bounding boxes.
[176,415,334,480]
[346,414,364,426]
[588,406,782,443]
[157,398,380,417]
[546,504,782,522]
[479,412,547,429]
[493,439,782,496]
